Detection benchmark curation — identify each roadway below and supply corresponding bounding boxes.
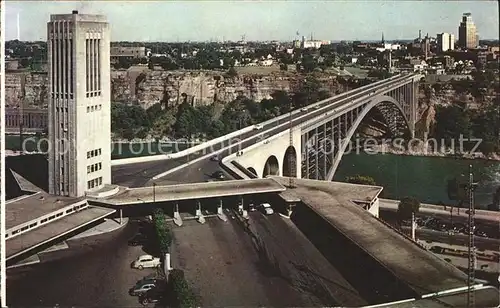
[112,74,416,187]
[379,198,500,225]
[403,227,500,251]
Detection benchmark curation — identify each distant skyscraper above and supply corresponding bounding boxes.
[47,10,111,197]
[458,13,477,49]
[437,33,455,52]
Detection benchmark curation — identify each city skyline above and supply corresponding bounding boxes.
[3,1,499,42]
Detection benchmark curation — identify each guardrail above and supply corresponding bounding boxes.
[231,161,258,179]
[111,125,256,166]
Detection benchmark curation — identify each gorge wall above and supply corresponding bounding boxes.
[5,68,294,109]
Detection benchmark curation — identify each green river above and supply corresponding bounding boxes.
[6,135,500,208]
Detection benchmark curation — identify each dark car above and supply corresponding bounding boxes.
[128,234,147,246]
[212,171,225,180]
[139,285,166,305]
[210,155,219,161]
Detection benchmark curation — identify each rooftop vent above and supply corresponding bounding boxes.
[72,10,78,14]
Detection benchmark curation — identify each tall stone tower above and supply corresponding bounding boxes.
[47,10,111,197]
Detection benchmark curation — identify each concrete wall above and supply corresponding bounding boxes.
[229,128,302,179]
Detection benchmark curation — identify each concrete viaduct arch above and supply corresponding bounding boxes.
[263,155,280,177]
[325,95,412,181]
[282,146,298,177]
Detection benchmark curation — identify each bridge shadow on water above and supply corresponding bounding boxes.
[289,203,418,305]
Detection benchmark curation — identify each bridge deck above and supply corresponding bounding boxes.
[270,177,469,296]
[93,178,287,205]
[6,206,115,260]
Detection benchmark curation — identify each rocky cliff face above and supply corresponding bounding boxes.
[6,68,294,109]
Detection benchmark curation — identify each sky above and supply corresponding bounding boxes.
[4,1,500,42]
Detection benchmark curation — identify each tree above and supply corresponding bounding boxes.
[345,175,376,185]
[226,66,238,78]
[433,103,471,145]
[397,196,420,220]
[397,196,420,239]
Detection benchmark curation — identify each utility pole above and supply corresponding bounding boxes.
[467,164,478,308]
[19,98,24,152]
[153,182,156,203]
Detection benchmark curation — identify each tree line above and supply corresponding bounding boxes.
[432,99,500,155]
[111,76,363,140]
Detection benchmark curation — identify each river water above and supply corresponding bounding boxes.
[334,153,500,208]
[6,136,499,208]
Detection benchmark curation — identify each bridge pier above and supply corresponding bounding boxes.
[217,199,228,222]
[173,202,182,226]
[196,200,206,224]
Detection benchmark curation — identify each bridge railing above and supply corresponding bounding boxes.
[300,76,415,132]
[231,161,258,179]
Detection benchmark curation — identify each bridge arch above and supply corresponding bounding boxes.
[263,155,280,177]
[282,146,297,177]
[247,167,258,177]
[326,95,412,181]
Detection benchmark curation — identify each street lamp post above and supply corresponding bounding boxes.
[153,183,156,203]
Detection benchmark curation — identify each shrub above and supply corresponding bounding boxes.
[152,209,172,254]
[168,269,199,308]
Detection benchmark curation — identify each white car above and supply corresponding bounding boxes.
[301,107,308,112]
[254,124,263,130]
[260,203,274,215]
[132,255,161,270]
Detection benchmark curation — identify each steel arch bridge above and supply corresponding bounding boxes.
[299,83,417,181]
[223,74,421,182]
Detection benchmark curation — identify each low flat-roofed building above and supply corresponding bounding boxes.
[110,46,146,62]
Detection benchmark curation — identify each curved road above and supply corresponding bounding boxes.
[112,74,415,187]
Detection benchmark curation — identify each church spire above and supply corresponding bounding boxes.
[382,32,385,44]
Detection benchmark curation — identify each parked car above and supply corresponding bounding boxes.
[260,203,274,215]
[139,288,166,305]
[212,171,225,180]
[314,105,320,109]
[248,203,256,212]
[129,281,156,296]
[254,124,263,130]
[132,255,161,270]
[301,107,308,112]
[210,155,219,161]
[128,234,147,246]
[136,274,159,286]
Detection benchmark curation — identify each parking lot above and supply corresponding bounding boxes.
[7,219,163,307]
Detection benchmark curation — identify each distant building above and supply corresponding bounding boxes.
[5,107,48,134]
[47,11,111,197]
[110,46,146,62]
[458,13,477,49]
[437,33,455,52]
[421,36,431,59]
[300,36,330,49]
